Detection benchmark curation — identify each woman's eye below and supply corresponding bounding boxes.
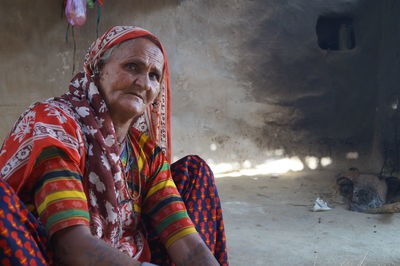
[126,63,137,70]
[149,72,160,81]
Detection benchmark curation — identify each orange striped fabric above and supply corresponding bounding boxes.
[128,129,196,248]
[31,147,90,236]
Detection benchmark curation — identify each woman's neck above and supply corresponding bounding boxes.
[115,124,130,143]
[110,112,136,144]
[115,127,129,156]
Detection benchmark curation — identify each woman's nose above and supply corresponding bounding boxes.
[134,74,151,91]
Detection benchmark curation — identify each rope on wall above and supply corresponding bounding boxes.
[64,24,77,75]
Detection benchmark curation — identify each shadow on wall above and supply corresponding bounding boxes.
[228,0,387,170]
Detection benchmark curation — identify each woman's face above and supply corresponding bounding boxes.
[98,37,164,124]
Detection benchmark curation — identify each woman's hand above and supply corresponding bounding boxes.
[167,233,220,266]
[52,225,142,266]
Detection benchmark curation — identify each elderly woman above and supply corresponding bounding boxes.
[0,26,228,265]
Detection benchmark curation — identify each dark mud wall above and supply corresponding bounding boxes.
[0,0,399,173]
[375,1,400,175]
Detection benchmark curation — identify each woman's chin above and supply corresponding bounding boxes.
[124,106,146,120]
[109,105,145,124]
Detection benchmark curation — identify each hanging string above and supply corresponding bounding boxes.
[72,26,76,75]
[64,24,76,76]
[96,5,101,38]
[65,23,70,42]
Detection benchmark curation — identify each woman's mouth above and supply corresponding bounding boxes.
[128,93,144,102]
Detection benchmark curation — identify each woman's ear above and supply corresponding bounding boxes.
[93,63,104,90]
[93,67,100,76]
[95,60,105,76]
[152,86,163,107]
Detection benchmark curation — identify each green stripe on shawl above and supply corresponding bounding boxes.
[156,210,189,234]
[35,147,69,167]
[149,162,169,180]
[46,209,90,230]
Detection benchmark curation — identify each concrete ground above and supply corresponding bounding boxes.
[216,170,400,266]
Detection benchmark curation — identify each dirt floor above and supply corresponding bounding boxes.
[216,170,400,266]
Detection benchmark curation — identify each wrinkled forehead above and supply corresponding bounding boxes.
[117,37,164,59]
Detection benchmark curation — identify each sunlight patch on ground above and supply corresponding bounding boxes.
[208,155,334,178]
[211,156,305,178]
[320,157,332,167]
[305,156,319,170]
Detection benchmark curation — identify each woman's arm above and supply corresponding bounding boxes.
[167,233,219,266]
[52,225,142,266]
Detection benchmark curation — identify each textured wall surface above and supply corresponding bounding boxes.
[1,0,399,173]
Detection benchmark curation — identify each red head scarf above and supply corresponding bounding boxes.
[84,26,171,161]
